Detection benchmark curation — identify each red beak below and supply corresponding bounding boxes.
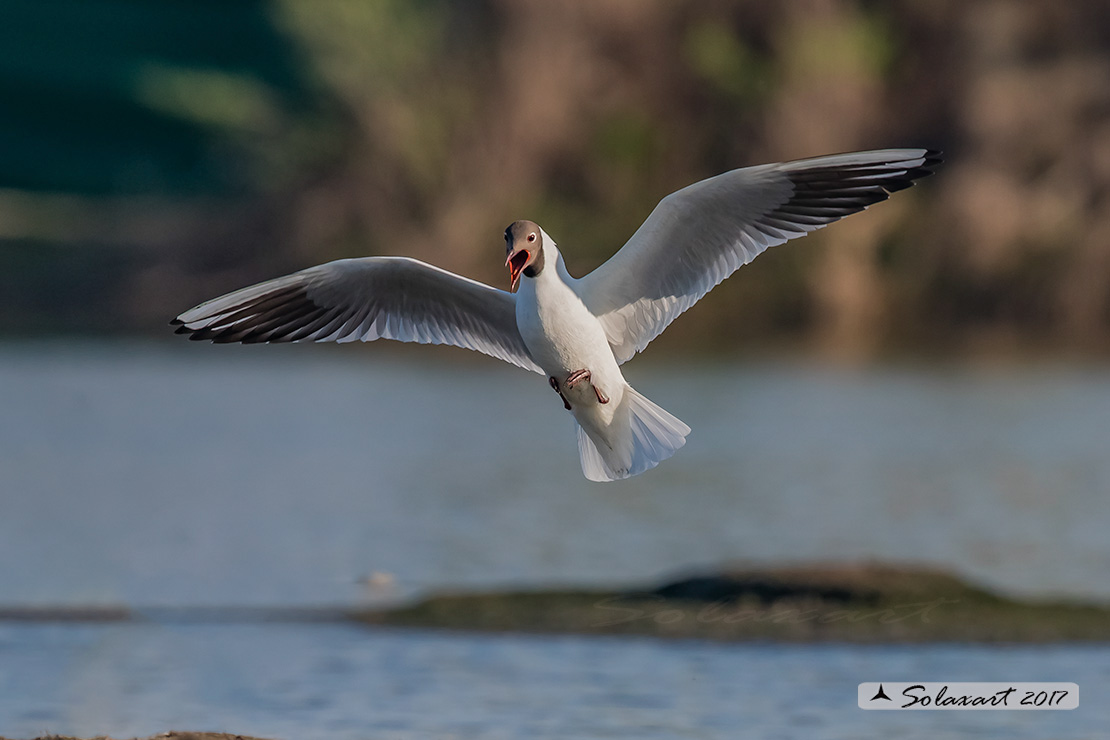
[507,250,529,292]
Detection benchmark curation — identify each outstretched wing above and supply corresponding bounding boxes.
[173,256,543,373]
[574,149,940,363]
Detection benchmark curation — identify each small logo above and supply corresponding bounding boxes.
[870,684,892,702]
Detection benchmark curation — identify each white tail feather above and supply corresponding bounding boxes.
[576,386,690,482]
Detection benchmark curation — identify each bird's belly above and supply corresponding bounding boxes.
[517,270,626,420]
[532,324,625,433]
[521,301,618,379]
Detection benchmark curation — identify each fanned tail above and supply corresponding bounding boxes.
[576,386,690,482]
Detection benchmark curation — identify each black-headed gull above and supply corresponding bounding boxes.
[174,148,939,481]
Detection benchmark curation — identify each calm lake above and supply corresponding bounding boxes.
[2,341,1108,738]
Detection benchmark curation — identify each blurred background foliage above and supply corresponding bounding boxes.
[1,0,1108,356]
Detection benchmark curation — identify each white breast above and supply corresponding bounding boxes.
[516,251,622,386]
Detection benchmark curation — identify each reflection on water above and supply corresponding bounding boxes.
[0,623,1106,740]
[1,340,1109,606]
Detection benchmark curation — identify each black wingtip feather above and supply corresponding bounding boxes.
[170,285,336,345]
[766,149,942,232]
[915,149,944,177]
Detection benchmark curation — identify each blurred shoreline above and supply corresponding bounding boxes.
[4,563,1109,643]
[3,332,1110,368]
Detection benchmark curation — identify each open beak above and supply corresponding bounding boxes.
[507,249,529,293]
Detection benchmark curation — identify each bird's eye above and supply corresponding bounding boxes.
[527,233,537,242]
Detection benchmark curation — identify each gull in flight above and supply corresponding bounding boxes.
[174,148,939,481]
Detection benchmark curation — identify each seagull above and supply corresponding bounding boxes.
[173,148,939,481]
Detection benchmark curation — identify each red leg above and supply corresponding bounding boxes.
[565,369,591,388]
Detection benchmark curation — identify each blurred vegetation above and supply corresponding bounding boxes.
[358,563,1110,642]
[1,0,1108,357]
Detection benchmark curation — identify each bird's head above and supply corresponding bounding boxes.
[504,220,546,292]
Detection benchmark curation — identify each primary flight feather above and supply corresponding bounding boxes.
[174,148,940,481]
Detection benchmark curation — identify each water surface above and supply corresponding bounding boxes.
[3,341,1108,739]
[2,341,1108,606]
[1,623,1106,740]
